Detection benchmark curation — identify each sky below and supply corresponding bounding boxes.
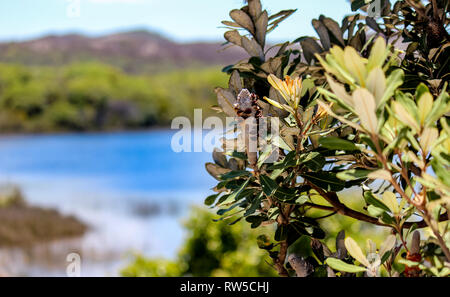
[0,0,352,43]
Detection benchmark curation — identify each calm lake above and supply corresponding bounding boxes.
[0,130,216,276]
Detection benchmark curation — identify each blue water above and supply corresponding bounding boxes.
[0,130,215,195]
[0,130,217,276]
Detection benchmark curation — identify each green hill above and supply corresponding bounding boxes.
[0,62,228,133]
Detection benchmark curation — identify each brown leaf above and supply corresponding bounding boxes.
[300,37,323,64]
[213,149,228,168]
[241,36,264,59]
[255,10,268,48]
[230,9,255,35]
[248,0,262,20]
[205,163,231,181]
[215,87,237,117]
[221,20,241,28]
[228,70,243,95]
[312,19,331,50]
[321,16,345,46]
[224,30,242,47]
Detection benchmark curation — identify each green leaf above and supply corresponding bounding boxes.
[219,178,250,205]
[257,234,274,250]
[363,191,391,212]
[275,225,288,241]
[302,172,345,191]
[380,250,392,265]
[226,151,247,160]
[220,170,251,181]
[244,193,262,217]
[398,258,420,267]
[380,69,404,107]
[260,174,278,196]
[319,137,358,151]
[217,200,244,215]
[381,212,395,225]
[267,207,279,220]
[426,89,449,127]
[268,151,297,170]
[431,159,450,187]
[325,257,367,273]
[273,187,298,202]
[351,0,366,11]
[300,152,326,172]
[336,169,371,181]
[257,145,274,168]
[245,215,265,228]
[204,194,219,206]
[367,205,385,217]
[345,237,370,267]
[311,227,326,239]
[295,195,309,205]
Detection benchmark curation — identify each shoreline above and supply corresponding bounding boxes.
[0,187,87,248]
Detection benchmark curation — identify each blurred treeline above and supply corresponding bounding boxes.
[0,62,227,132]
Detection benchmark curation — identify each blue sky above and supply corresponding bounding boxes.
[0,0,352,43]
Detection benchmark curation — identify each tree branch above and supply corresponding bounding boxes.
[306,181,448,229]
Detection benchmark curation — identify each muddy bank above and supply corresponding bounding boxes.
[0,186,87,247]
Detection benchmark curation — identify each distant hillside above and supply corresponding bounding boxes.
[0,30,246,73]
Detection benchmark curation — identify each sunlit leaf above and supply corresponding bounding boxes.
[345,237,370,267]
[352,88,378,133]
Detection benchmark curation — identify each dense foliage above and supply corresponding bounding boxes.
[0,63,227,132]
[205,0,449,277]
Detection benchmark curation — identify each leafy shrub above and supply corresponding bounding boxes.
[205,0,449,277]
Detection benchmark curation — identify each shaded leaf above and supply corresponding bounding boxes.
[319,137,358,151]
[300,37,323,64]
[260,174,278,196]
[312,19,331,51]
[302,172,345,191]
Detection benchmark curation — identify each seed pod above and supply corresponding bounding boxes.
[288,254,313,277]
[410,231,420,255]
